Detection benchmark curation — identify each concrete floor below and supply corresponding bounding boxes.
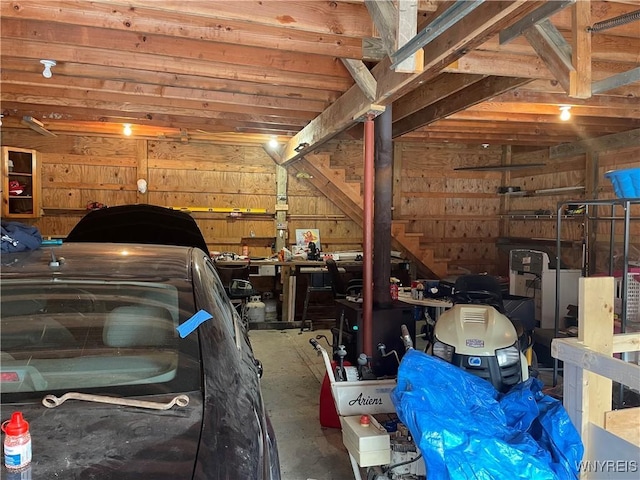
[250,328,355,480]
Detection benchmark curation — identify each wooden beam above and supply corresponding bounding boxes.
[364,0,397,57]
[571,0,592,99]
[361,37,386,62]
[2,71,329,114]
[0,85,316,123]
[392,73,486,122]
[280,83,383,164]
[378,1,540,104]
[444,50,639,84]
[523,19,576,96]
[389,0,485,70]
[281,0,540,163]
[490,90,639,109]
[1,18,349,79]
[101,0,375,37]
[0,0,364,58]
[0,56,343,104]
[549,128,640,158]
[395,0,422,73]
[392,76,531,137]
[1,38,353,92]
[499,0,575,44]
[340,59,377,102]
[593,67,640,95]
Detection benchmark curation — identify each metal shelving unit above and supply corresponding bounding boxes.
[553,197,640,385]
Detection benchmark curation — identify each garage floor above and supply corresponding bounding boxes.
[250,329,355,480]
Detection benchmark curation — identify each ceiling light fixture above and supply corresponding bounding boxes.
[559,105,571,121]
[268,137,279,148]
[123,123,132,136]
[40,59,56,79]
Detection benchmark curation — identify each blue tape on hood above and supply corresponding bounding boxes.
[177,310,213,338]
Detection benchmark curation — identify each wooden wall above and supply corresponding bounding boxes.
[2,127,638,279]
[0,128,363,258]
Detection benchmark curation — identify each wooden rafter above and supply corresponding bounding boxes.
[281,0,541,164]
[340,59,377,102]
[572,0,592,98]
[392,76,532,137]
[523,20,577,97]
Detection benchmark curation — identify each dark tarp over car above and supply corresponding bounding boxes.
[66,204,209,255]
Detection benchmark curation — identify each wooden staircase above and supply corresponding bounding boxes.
[292,154,449,279]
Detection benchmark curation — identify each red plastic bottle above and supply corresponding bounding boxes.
[390,281,399,301]
[2,412,32,471]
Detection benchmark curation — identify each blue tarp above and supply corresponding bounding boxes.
[391,349,583,480]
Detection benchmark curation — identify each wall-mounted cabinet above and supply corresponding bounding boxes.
[2,147,41,219]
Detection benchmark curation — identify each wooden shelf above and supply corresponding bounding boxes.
[2,147,40,219]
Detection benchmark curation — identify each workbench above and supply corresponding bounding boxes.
[214,258,411,324]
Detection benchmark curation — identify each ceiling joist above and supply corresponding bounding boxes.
[1,1,637,150]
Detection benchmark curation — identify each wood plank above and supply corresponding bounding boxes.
[392,73,486,122]
[99,0,376,37]
[364,0,398,57]
[0,56,342,103]
[281,0,541,163]
[1,18,350,79]
[578,277,614,429]
[395,0,421,73]
[340,59,377,102]
[571,0,592,99]
[593,67,640,95]
[612,332,640,354]
[522,20,575,95]
[444,49,638,82]
[280,83,376,164]
[0,102,309,135]
[0,38,352,92]
[376,1,541,102]
[1,83,317,121]
[0,0,363,58]
[3,71,329,113]
[550,128,640,158]
[490,90,639,109]
[604,407,640,446]
[499,0,575,45]
[393,76,532,137]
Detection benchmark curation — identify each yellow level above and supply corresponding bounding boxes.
[172,206,267,214]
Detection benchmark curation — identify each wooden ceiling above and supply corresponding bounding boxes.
[1,0,639,160]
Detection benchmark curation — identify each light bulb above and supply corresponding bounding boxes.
[268,137,279,148]
[40,59,56,79]
[123,124,132,136]
[559,106,571,121]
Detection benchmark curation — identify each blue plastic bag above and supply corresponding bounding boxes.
[391,349,583,480]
